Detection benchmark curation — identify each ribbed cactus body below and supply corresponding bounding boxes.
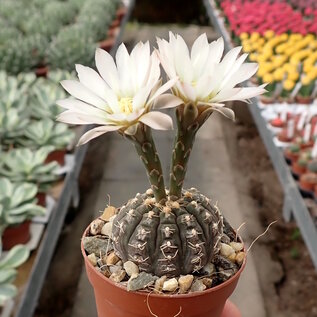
[112,188,223,277]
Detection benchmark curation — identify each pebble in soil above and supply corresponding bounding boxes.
[83,199,245,295]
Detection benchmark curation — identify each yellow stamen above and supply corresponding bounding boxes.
[118,97,133,114]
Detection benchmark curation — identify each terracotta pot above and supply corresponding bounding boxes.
[260,96,275,104]
[45,149,66,165]
[300,141,314,150]
[291,161,306,177]
[99,38,115,52]
[110,19,121,28]
[107,27,119,39]
[81,229,245,317]
[295,95,312,104]
[284,149,299,164]
[116,7,127,21]
[299,178,315,192]
[35,66,48,78]
[2,221,31,251]
[36,192,46,207]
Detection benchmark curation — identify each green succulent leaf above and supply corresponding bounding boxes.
[0,245,30,269]
[0,269,16,284]
[0,284,17,306]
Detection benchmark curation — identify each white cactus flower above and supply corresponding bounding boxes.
[156,32,266,120]
[57,42,182,145]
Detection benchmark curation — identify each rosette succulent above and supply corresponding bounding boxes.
[59,35,265,279]
[0,147,59,192]
[18,119,75,150]
[28,81,67,120]
[0,178,45,233]
[0,245,30,306]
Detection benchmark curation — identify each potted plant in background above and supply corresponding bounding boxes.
[57,33,266,317]
[0,178,45,250]
[17,119,75,165]
[0,245,30,307]
[0,147,60,207]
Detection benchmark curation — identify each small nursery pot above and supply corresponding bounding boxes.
[2,221,31,251]
[45,149,66,166]
[82,227,246,317]
[35,66,48,78]
[299,173,317,192]
[99,38,115,52]
[295,95,312,104]
[291,161,307,177]
[283,148,299,164]
[260,96,275,104]
[36,192,46,207]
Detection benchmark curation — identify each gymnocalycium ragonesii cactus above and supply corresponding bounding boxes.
[57,34,265,277]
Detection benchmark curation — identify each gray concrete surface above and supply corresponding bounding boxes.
[71,24,266,317]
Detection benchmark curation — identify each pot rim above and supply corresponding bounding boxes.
[81,225,247,299]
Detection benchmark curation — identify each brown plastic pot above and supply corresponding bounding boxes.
[116,7,127,21]
[36,192,46,207]
[81,228,246,317]
[107,27,119,39]
[284,149,299,163]
[291,161,307,176]
[299,173,317,192]
[295,95,312,104]
[2,221,31,250]
[45,149,66,165]
[99,38,115,52]
[35,66,48,78]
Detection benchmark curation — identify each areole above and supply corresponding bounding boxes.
[81,226,246,317]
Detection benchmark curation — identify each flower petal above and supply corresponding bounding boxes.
[60,80,107,111]
[152,94,183,109]
[216,84,267,102]
[124,123,138,135]
[57,110,110,125]
[191,33,209,78]
[224,63,258,89]
[138,111,173,130]
[56,98,108,118]
[75,64,118,113]
[116,43,133,96]
[211,105,235,120]
[95,48,120,94]
[78,125,122,145]
[148,77,179,104]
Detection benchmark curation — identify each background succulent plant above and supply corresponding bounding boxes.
[0,147,60,192]
[0,109,30,148]
[0,245,30,306]
[0,0,122,73]
[18,119,75,150]
[28,81,67,120]
[0,178,45,233]
[47,25,97,71]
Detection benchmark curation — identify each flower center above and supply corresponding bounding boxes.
[118,97,133,114]
[191,80,197,87]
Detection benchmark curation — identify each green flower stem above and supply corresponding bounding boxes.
[126,123,166,203]
[169,104,213,199]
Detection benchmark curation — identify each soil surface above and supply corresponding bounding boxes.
[222,107,317,317]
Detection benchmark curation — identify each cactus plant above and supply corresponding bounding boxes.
[58,35,266,287]
[18,118,75,150]
[0,178,45,233]
[0,147,59,192]
[0,245,30,306]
